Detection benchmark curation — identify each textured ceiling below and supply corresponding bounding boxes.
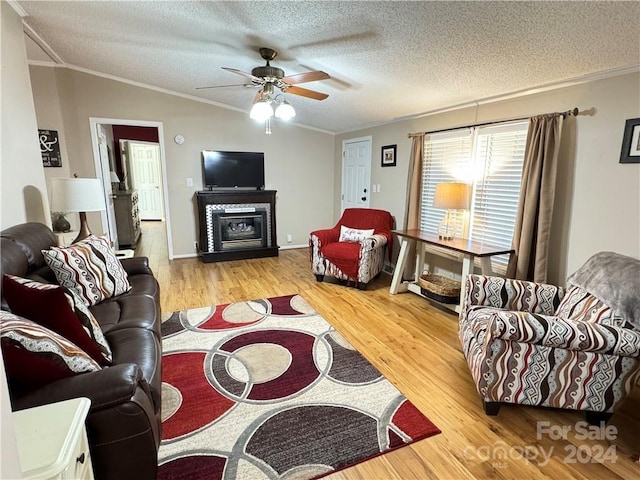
[18,1,640,134]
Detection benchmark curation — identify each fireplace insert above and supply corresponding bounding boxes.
[213,210,267,251]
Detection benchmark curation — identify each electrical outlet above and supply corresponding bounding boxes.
[186,178,194,187]
[286,234,293,243]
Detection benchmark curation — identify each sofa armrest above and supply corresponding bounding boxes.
[12,363,161,480]
[489,310,640,358]
[463,274,563,316]
[120,256,153,276]
[11,363,151,412]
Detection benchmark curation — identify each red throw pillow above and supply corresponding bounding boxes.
[2,275,112,365]
[0,312,101,390]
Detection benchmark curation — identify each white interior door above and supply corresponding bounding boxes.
[341,136,372,211]
[96,125,119,248]
[126,141,164,220]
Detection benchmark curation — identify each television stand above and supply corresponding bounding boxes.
[196,190,278,262]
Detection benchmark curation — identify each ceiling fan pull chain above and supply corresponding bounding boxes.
[265,117,272,136]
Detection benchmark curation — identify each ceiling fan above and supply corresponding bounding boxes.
[197,47,330,102]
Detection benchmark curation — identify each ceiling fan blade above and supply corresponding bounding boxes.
[196,83,256,90]
[281,71,330,85]
[283,85,329,101]
[253,90,264,103]
[222,67,263,83]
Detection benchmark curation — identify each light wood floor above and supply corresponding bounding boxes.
[137,221,640,479]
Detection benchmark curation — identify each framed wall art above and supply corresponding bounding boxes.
[39,129,62,167]
[619,118,640,164]
[381,144,396,167]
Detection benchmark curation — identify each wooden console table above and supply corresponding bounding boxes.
[389,229,514,313]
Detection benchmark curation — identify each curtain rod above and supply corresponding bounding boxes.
[408,107,580,138]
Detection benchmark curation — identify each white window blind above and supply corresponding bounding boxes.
[420,121,529,270]
[420,130,473,233]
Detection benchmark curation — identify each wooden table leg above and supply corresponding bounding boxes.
[459,254,475,313]
[390,238,412,294]
[480,257,494,276]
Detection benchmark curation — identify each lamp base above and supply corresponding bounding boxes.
[438,211,455,240]
[72,212,93,244]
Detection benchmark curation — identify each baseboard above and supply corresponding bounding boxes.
[171,253,198,259]
[279,244,308,250]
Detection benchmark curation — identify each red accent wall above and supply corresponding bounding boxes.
[112,125,159,178]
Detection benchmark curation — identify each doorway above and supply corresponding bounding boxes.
[89,118,173,259]
[341,136,372,212]
[123,140,164,220]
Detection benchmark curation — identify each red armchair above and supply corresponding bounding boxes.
[310,208,394,289]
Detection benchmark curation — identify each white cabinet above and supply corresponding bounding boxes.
[53,230,80,247]
[13,397,94,479]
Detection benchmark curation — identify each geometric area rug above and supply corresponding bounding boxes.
[157,294,441,480]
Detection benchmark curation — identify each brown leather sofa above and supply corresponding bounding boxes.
[1,222,161,480]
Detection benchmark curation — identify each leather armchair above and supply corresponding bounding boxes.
[310,208,394,289]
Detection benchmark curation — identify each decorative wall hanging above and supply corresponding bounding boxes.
[619,118,640,164]
[39,129,62,167]
[381,144,397,167]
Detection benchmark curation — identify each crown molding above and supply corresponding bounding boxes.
[22,21,65,64]
[394,65,640,123]
[337,64,640,135]
[7,1,27,17]
[27,61,335,136]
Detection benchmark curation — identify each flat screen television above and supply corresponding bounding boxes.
[202,150,265,189]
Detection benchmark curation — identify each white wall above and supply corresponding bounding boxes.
[28,66,336,257]
[0,3,31,476]
[1,2,49,229]
[335,72,640,285]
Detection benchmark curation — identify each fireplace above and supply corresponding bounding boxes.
[213,210,267,251]
[196,190,278,262]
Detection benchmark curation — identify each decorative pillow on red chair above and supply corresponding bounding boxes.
[338,226,375,243]
[2,275,112,365]
[0,311,102,389]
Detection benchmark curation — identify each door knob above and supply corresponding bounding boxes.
[361,197,367,201]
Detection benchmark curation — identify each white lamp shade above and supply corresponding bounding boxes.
[250,101,274,121]
[433,182,471,210]
[275,101,296,120]
[50,178,106,213]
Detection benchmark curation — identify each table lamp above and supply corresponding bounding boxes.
[433,182,471,240]
[50,177,106,244]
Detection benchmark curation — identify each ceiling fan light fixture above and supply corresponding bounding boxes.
[249,99,273,121]
[275,98,296,121]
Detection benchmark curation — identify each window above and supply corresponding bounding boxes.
[420,121,529,270]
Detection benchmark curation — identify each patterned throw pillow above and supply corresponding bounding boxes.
[0,311,101,389]
[339,225,375,243]
[42,235,131,307]
[555,285,626,327]
[2,275,112,364]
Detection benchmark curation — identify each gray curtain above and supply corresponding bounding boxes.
[402,134,424,278]
[509,113,564,282]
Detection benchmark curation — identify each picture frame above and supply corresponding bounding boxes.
[619,118,640,164]
[38,129,62,167]
[381,144,397,167]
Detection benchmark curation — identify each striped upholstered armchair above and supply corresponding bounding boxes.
[459,251,640,423]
